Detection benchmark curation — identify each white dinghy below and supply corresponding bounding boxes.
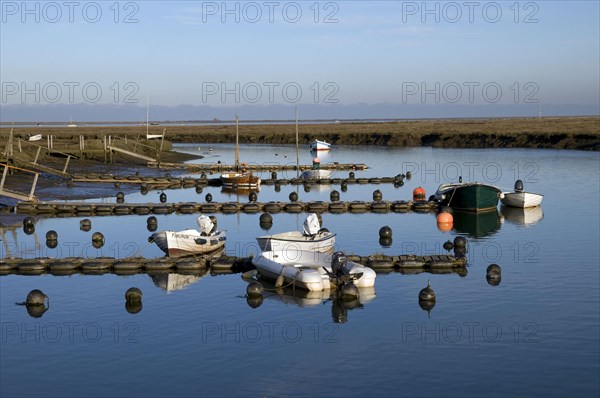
[256,213,336,253]
[252,250,376,292]
[500,180,543,208]
[149,215,226,257]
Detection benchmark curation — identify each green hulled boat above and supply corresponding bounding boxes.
[434,182,502,212]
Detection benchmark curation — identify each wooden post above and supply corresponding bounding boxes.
[157,128,166,165]
[62,156,71,174]
[29,172,39,200]
[103,135,107,163]
[0,165,8,190]
[33,146,41,165]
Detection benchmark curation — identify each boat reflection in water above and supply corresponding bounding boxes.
[220,186,261,196]
[500,205,544,227]
[244,278,376,324]
[149,271,208,292]
[452,209,501,238]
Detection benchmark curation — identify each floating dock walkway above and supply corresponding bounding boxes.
[69,173,408,190]
[146,162,368,171]
[13,199,437,216]
[0,254,467,276]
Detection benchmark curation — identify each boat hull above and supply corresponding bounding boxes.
[309,140,331,151]
[150,229,226,257]
[301,169,332,179]
[221,173,261,188]
[256,231,336,253]
[252,250,376,291]
[500,192,543,208]
[435,183,502,212]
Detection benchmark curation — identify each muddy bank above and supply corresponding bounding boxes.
[3,116,598,150]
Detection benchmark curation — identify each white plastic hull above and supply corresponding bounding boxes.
[256,231,336,253]
[301,169,332,179]
[150,229,226,257]
[252,249,376,291]
[500,192,543,208]
[309,140,331,151]
[28,134,42,141]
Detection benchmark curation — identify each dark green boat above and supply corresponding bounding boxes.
[434,183,502,212]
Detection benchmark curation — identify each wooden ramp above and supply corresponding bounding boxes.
[0,164,38,202]
[11,142,74,178]
[107,145,156,162]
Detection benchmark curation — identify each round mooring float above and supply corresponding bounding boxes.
[330,190,340,202]
[373,189,383,201]
[246,282,264,298]
[26,289,48,305]
[486,264,502,286]
[379,226,392,239]
[419,280,436,302]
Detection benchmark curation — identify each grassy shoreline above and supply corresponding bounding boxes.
[2,116,599,150]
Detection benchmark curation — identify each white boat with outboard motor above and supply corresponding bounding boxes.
[251,250,376,291]
[149,215,226,257]
[256,213,336,253]
[500,180,544,208]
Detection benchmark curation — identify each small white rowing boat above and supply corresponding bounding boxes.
[500,180,543,208]
[309,139,331,151]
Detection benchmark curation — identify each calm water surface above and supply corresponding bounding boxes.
[1,146,599,398]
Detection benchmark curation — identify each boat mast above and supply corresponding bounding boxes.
[146,95,149,137]
[295,107,299,178]
[235,114,240,169]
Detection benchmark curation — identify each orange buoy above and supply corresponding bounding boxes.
[437,212,454,232]
[437,212,453,223]
[413,187,426,201]
[437,221,453,232]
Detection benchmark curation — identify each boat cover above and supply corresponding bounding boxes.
[303,213,321,235]
[197,215,214,235]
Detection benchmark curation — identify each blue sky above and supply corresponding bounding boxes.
[1,1,599,120]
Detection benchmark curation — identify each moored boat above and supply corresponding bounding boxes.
[251,249,376,291]
[220,115,261,188]
[220,172,261,188]
[434,182,502,212]
[309,139,331,151]
[301,169,332,179]
[27,134,42,142]
[500,180,543,208]
[256,213,336,253]
[149,215,226,257]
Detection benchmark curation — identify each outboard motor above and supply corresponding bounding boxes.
[331,251,348,278]
[514,179,524,192]
[197,215,214,236]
